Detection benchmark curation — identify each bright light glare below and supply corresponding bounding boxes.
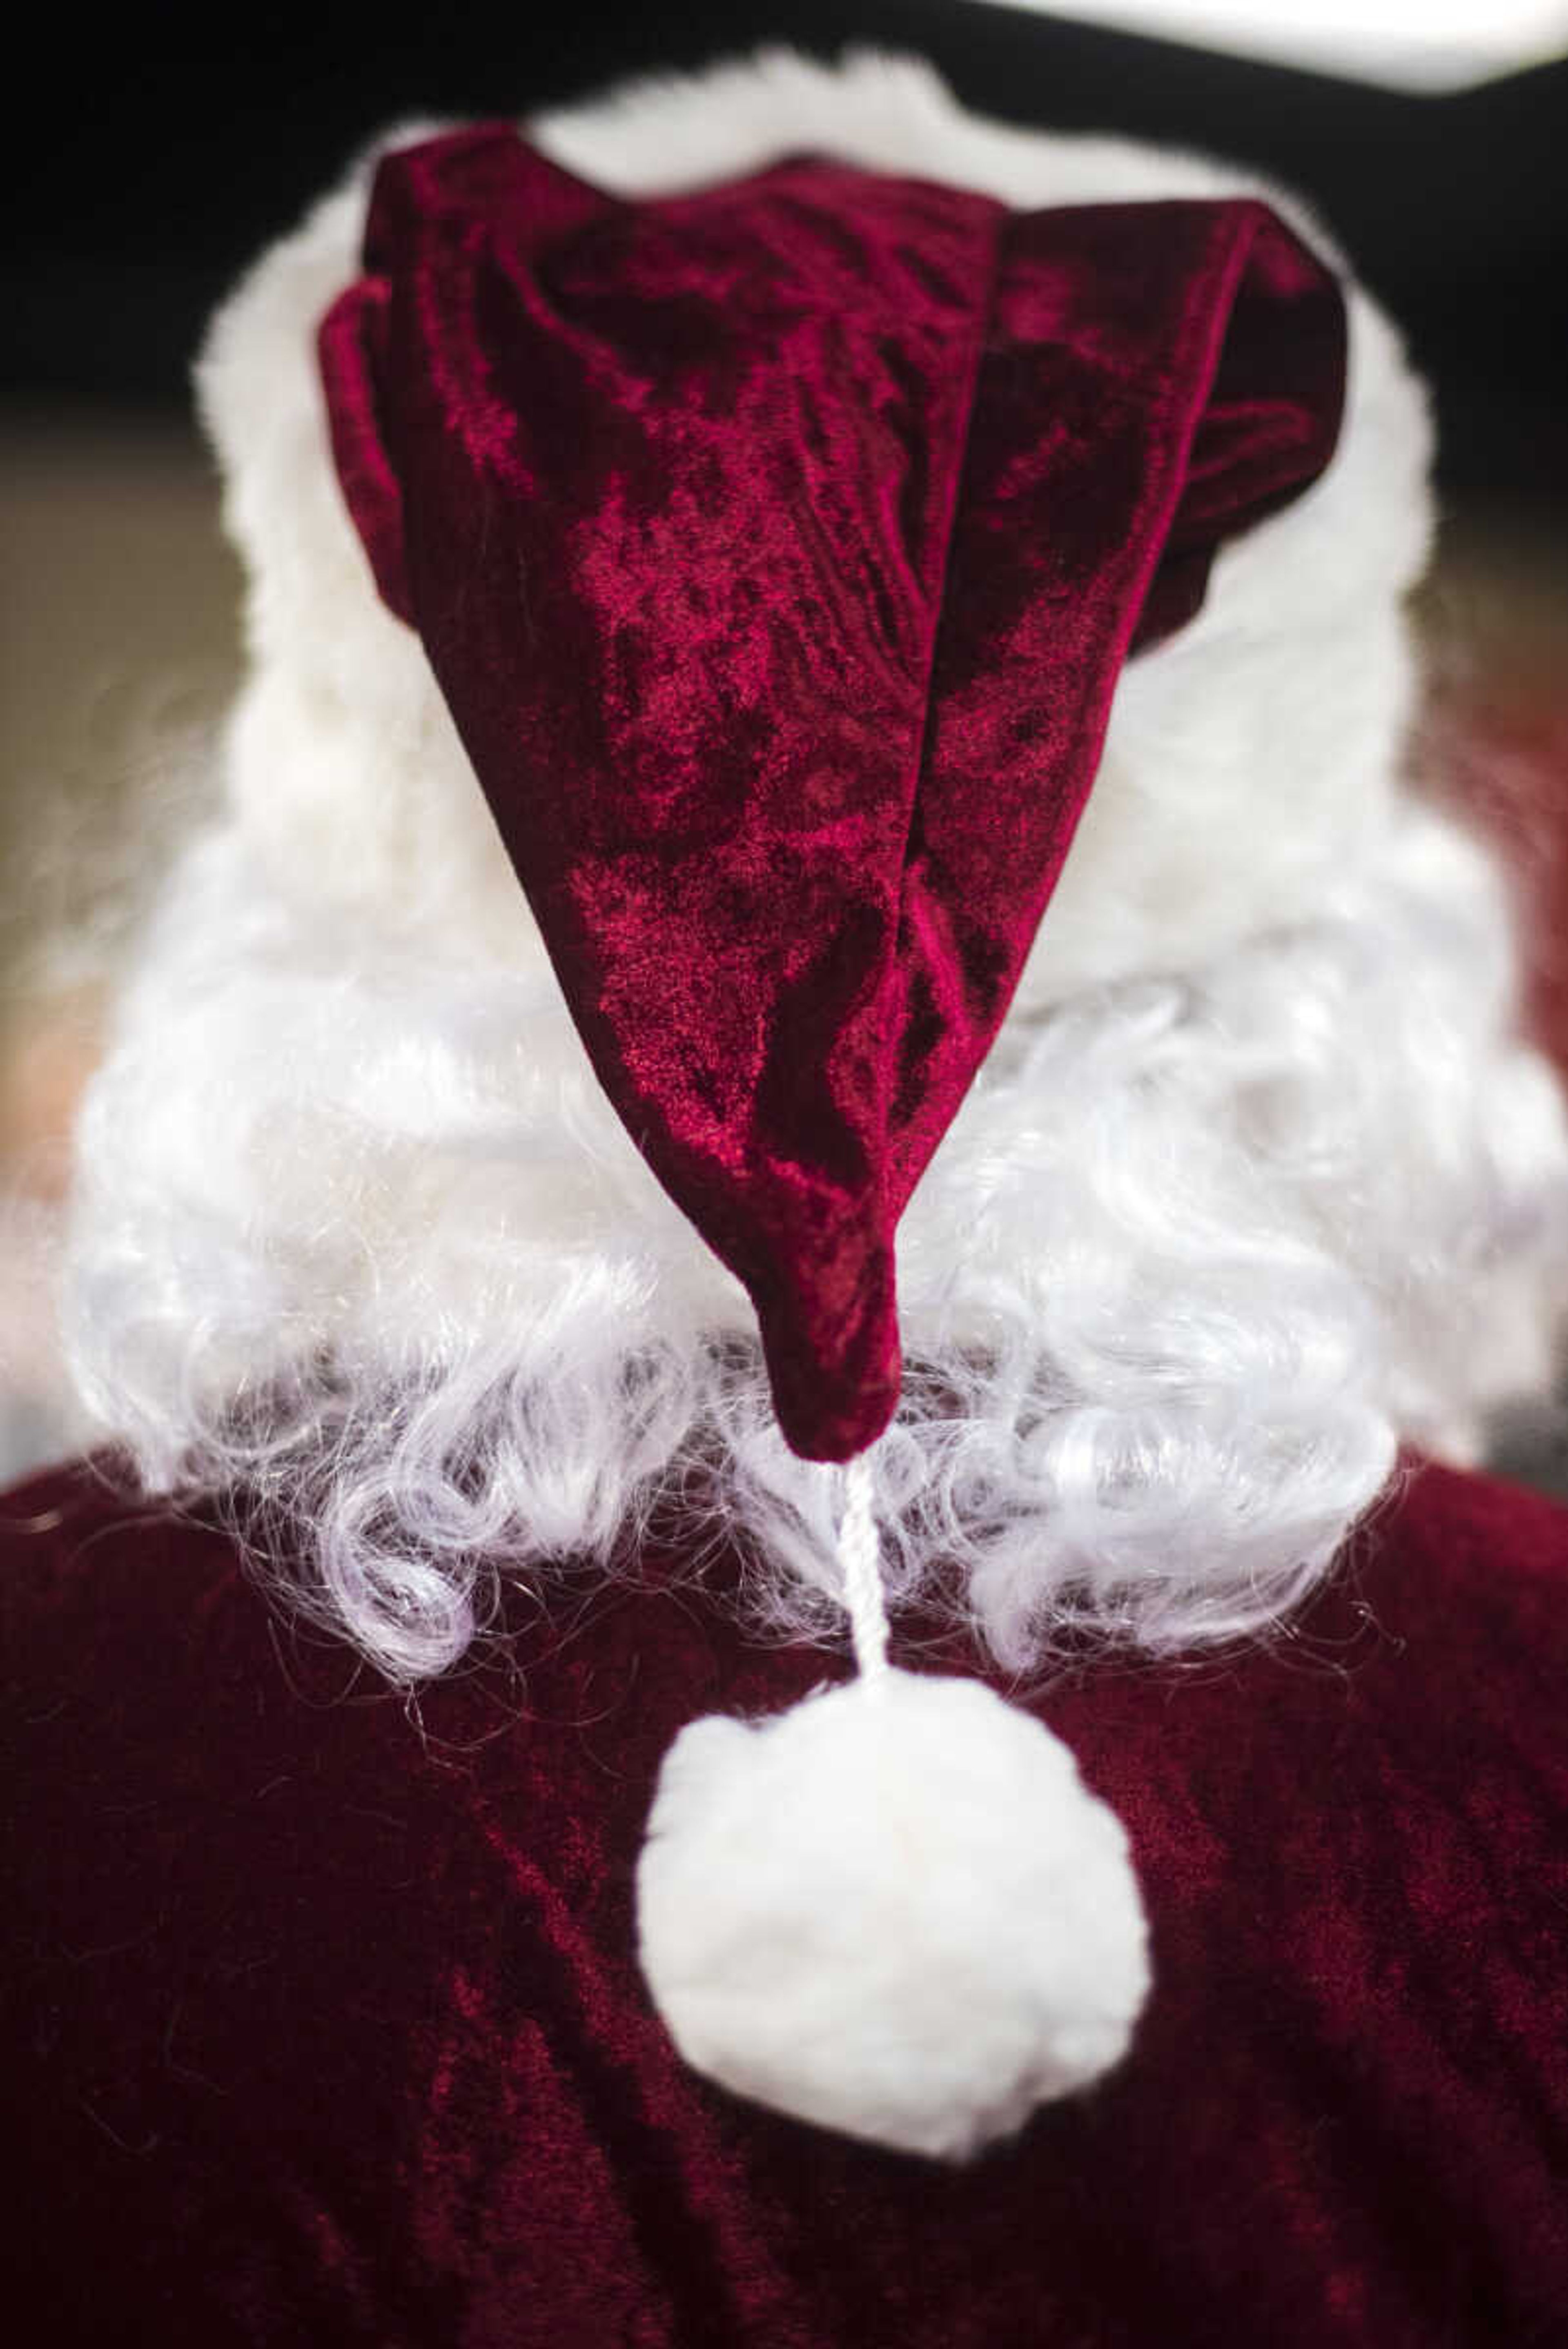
[976,0,1568,91]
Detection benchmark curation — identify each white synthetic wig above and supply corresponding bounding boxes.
[61,51,1568,1683]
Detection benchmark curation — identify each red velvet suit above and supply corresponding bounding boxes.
[3,1454,1565,2346]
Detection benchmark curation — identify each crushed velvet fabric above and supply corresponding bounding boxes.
[3,1456,1566,2346]
[319,132,1346,1458]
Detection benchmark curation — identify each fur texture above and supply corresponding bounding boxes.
[638,1670,1149,2158]
[61,51,1568,1683]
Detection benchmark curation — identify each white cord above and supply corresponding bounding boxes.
[838,1452,891,1688]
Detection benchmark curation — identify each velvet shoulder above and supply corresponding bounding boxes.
[2,1456,1566,2347]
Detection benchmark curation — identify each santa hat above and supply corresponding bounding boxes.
[172,52,1471,2160]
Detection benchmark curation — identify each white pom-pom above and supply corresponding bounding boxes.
[637,1669,1150,2160]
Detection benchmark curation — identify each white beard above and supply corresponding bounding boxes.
[59,50,1568,1681]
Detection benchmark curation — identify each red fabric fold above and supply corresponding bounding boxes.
[320,129,1346,1457]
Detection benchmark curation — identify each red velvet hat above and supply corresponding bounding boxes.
[319,123,1345,1466]
[316,122,1348,2158]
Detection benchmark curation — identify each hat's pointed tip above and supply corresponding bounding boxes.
[757,1248,903,1463]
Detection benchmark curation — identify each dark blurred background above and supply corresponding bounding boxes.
[2,3,1566,1479]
